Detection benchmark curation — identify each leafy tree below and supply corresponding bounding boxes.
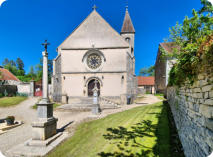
[139,65,155,76]
[199,0,213,14]
[16,58,24,71]
[147,66,155,76]
[2,58,9,67]
[166,0,213,86]
[4,64,18,76]
[139,68,148,76]
[9,60,16,67]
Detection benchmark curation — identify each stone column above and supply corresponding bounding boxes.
[92,80,101,115]
[31,51,58,141]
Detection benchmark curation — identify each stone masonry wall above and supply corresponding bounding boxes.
[167,73,213,157]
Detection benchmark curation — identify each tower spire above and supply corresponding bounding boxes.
[121,6,135,34]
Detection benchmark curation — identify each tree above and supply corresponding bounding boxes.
[29,66,35,75]
[167,0,213,86]
[16,58,24,70]
[147,66,155,76]
[9,60,16,67]
[199,0,213,14]
[4,64,18,76]
[139,65,155,76]
[2,58,9,67]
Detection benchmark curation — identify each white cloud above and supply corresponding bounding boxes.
[0,0,6,7]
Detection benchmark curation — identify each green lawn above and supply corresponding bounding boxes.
[32,103,60,109]
[47,102,172,157]
[0,97,27,107]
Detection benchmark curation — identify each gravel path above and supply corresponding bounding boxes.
[0,94,161,155]
[0,97,38,153]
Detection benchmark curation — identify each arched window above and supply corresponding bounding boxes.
[125,37,131,44]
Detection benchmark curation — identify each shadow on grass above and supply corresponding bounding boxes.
[98,119,155,157]
[57,121,74,132]
[98,101,185,157]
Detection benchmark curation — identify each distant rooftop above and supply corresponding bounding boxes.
[160,42,180,54]
[138,76,155,86]
[0,67,20,81]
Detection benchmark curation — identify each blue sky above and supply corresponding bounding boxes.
[0,0,202,75]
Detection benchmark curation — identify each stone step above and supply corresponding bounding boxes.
[57,103,119,111]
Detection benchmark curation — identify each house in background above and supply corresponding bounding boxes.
[0,67,21,85]
[137,76,155,94]
[155,42,178,94]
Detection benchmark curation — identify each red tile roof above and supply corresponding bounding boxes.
[0,68,20,81]
[138,76,155,86]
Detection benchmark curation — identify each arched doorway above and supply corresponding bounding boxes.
[88,79,100,97]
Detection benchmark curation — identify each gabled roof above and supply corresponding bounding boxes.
[58,10,129,49]
[160,42,180,54]
[138,76,155,86]
[0,68,20,81]
[121,8,135,34]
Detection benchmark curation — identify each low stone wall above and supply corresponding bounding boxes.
[167,73,213,157]
[17,82,34,96]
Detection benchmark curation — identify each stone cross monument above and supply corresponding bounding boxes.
[31,40,58,141]
[92,79,101,115]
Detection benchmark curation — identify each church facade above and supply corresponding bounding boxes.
[52,7,137,105]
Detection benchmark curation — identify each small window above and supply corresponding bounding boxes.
[125,37,130,43]
[131,48,134,54]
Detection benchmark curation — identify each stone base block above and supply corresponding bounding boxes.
[6,132,68,157]
[27,132,62,147]
[91,104,101,115]
[32,117,58,140]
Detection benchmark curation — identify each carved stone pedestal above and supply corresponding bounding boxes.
[91,104,101,115]
[32,102,58,141]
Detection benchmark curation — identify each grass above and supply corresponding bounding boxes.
[155,94,165,101]
[0,96,27,107]
[135,95,145,103]
[47,102,175,157]
[32,103,60,109]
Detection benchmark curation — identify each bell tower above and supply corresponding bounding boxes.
[121,6,135,55]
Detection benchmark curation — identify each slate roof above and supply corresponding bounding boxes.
[121,8,135,33]
[0,68,20,81]
[138,76,155,86]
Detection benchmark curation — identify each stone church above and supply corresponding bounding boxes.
[52,7,137,106]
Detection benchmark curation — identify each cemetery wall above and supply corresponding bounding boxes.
[167,72,213,157]
[17,82,34,96]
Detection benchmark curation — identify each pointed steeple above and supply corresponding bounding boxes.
[121,6,135,34]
